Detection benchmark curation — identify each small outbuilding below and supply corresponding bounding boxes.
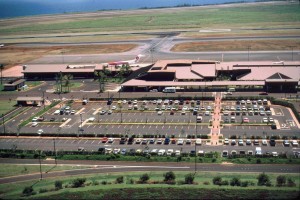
[3,79,25,91]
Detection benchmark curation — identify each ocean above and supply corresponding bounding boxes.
[0,0,257,19]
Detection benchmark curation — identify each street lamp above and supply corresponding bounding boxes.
[195,114,198,173]
[53,138,57,166]
[80,113,84,136]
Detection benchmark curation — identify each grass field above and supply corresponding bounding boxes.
[0,3,299,35]
[172,39,300,52]
[0,171,298,199]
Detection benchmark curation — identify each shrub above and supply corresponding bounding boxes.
[257,173,271,186]
[241,181,249,187]
[22,186,34,196]
[256,158,261,164]
[203,181,210,185]
[39,188,48,193]
[127,178,135,184]
[221,180,229,186]
[184,173,195,184]
[276,175,286,187]
[213,176,222,185]
[115,176,124,184]
[287,178,296,187]
[101,180,107,185]
[72,178,86,188]
[92,180,99,185]
[230,177,241,186]
[139,173,150,184]
[55,180,63,190]
[163,171,176,182]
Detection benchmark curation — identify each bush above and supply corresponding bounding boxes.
[203,181,210,185]
[257,173,271,186]
[127,178,135,184]
[163,171,176,182]
[184,173,195,184]
[39,188,48,193]
[287,178,296,187]
[213,176,222,185]
[101,180,107,185]
[115,176,124,184]
[139,173,150,184]
[92,180,99,185]
[256,158,261,164]
[72,178,86,188]
[276,175,286,187]
[221,180,229,186]
[241,181,249,187]
[230,177,241,186]
[22,186,34,196]
[55,180,63,190]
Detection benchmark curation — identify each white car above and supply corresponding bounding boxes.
[122,100,127,104]
[158,149,166,156]
[113,148,120,154]
[107,110,113,114]
[292,140,299,146]
[111,106,117,110]
[224,138,229,145]
[205,111,210,116]
[262,139,268,145]
[177,139,184,145]
[175,150,181,156]
[238,139,244,146]
[128,105,133,110]
[157,111,163,115]
[195,139,202,145]
[108,138,114,143]
[182,106,188,111]
[31,122,38,127]
[88,117,95,122]
[32,117,39,122]
[151,149,158,155]
[166,149,173,156]
[262,118,268,123]
[37,129,43,135]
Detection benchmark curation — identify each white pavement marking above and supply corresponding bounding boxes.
[75,108,85,115]
[60,118,72,127]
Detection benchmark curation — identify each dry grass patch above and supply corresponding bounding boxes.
[0,44,137,68]
[172,39,300,52]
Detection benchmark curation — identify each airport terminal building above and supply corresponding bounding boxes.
[121,60,300,93]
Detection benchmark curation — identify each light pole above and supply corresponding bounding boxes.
[38,151,43,180]
[289,46,295,61]
[42,91,45,110]
[247,45,251,61]
[80,113,84,136]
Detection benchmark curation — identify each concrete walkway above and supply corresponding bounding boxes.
[208,92,223,146]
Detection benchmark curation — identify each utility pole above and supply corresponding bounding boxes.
[2,114,5,135]
[53,138,57,165]
[42,91,45,110]
[39,151,43,180]
[0,64,3,85]
[195,114,197,173]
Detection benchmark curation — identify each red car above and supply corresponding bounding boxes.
[101,137,108,143]
[259,92,268,95]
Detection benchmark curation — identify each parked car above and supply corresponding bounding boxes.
[269,139,276,146]
[231,139,236,145]
[283,140,290,147]
[177,139,184,145]
[224,138,229,145]
[292,140,299,146]
[262,139,267,146]
[246,139,251,145]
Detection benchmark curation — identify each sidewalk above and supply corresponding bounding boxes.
[208,92,223,146]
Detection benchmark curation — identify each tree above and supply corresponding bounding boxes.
[184,173,195,184]
[276,175,286,187]
[94,71,107,93]
[212,176,222,185]
[120,63,132,76]
[257,173,271,186]
[115,176,124,184]
[163,171,176,182]
[230,177,241,186]
[55,180,63,190]
[139,173,150,183]
[0,64,4,85]
[72,178,86,188]
[22,186,34,196]
[63,74,73,92]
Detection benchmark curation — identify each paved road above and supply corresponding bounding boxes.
[0,158,299,184]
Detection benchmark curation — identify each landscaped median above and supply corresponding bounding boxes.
[1,170,298,199]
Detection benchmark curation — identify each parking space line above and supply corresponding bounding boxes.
[98,141,102,144]
[84,140,88,144]
[91,140,94,144]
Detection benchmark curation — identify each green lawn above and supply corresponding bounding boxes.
[1,4,299,34]
[0,164,92,178]
[0,100,17,115]
[0,171,298,199]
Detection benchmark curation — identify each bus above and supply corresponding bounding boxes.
[163,87,176,93]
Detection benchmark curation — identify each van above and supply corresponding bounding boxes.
[228,88,236,92]
[163,87,176,93]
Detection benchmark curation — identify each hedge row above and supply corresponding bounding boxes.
[89,96,215,101]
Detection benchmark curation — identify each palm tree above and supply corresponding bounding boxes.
[63,74,73,92]
[120,63,132,76]
[55,72,63,93]
[94,71,107,93]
